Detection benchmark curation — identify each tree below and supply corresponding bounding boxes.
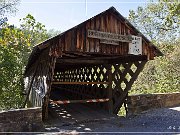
[47,29,61,38]
[128,0,180,42]
[0,14,48,110]
[0,0,20,27]
[130,40,180,94]
[0,0,20,17]
[20,14,48,46]
[128,0,180,94]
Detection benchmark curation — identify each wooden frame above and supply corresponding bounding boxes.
[52,82,109,85]
[50,98,109,104]
[24,6,162,121]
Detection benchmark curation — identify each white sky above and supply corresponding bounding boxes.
[7,0,148,31]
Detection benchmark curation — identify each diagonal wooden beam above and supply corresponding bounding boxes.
[56,55,147,65]
[22,65,38,108]
[113,60,147,114]
[56,58,108,64]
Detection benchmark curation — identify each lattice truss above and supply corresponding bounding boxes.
[53,65,108,82]
[52,61,146,113]
[111,61,146,113]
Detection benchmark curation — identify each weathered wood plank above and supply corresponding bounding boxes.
[76,28,80,51]
[113,60,147,114]
[85,22,90,52]
[107,64,113,114]
[70,29,76,51]
[51,98,109,104]
[52,82,109,85]
[56,58,107,64]
[81,26,84,51]
[22,65,38,108]
[90,19,95,52]
[95,17,100,52]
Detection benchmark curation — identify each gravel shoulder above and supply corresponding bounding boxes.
[44,106,180,134]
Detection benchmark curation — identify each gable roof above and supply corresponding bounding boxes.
[37,7,162,53]
[25,7,163,75]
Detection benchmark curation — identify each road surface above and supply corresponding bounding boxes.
[44,104,180,134]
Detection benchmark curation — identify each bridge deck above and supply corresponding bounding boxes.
[48,103,117,126]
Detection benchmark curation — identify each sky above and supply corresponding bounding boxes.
[7,0,148,32]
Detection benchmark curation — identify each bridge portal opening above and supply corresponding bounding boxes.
[24,7,162,120]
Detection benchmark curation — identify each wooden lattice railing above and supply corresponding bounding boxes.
[52,60,147,114]
[111,61,147,113]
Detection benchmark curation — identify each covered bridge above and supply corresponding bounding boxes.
[24,7,162,120]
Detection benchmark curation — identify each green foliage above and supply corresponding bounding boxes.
[0,14,48,110]
[47,29,61,38]
[128,0,180,94]
[0,0,20,17]
[130,40,180,95]
[20,14,48,46]
[118,105,126,117]
[128,0,179,42]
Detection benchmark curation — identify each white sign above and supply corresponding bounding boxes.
[87,29,132,43]
[100,39,119,45]
[129,36,142,55]
[34,76,47,98]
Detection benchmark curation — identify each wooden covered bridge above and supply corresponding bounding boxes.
[24,7,162,120]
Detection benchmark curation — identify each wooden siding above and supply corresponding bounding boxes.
[23,7,163,120]
[49,12,154,60]
[25,7,162,75]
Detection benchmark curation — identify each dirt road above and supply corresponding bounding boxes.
[44,105,180,134]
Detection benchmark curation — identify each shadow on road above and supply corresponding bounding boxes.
[44,103,180,134]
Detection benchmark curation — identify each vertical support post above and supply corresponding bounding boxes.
[22,66,38,108]
[107,64,113,114]
[42,57,56,121]
[42,94,49,120]
[113,60,147,114]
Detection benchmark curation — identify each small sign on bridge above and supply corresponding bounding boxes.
[129,35,142,55]
[87,29,142,55]
[87,29,133,44]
